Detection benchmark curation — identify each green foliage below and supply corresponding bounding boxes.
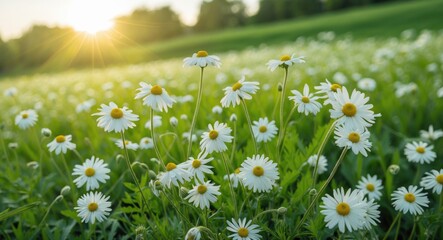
[0,29,443,239]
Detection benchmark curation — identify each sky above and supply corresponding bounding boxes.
[0,0,259,40]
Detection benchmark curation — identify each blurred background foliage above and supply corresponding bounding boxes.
[0,0,441,75]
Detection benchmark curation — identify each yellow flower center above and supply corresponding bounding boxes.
[209,130,218,140]
[366,183,375,192]
[342,103,357,117]
[111,108,123,119]
[55,135,66,143]
[150,85,163,95]
[237,227,249,237]
[259,126,267,133]
[88,202,98,212]
[253,166,264,177]
[404,193,416,203]
[336,202,350,216]
[301,96,310,103]
[192,159,201,168]
[85,167,95,177]
[280,55,291,61]
[197,185,207,194]
[348,132,360,143]
[234,168,240,174]
[22,113,29,119]
[144,139,150,144]
[416,146,425,154]
[232,82,243,91]
[196,50,208,57]
[330,84,341,92]
[436,174,443,184]
[166,162,176,171]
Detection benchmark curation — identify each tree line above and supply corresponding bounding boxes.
[0,0,401,73]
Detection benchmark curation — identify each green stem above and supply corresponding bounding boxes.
[253,208,278,221]
[150,109,167,170]
[32,195,63,238]
[407,217,417,240]
[382,212,402,240]
[277,67,289,160]
[295,147,348,232]
[60,154,74,186]
[162,189,192,227]
[394,213,402,240]
[120,132,151,215]
[230,121,237,163]
[221,152,239,218]
[241,99,258,154]
[187,67,204,158]
[311,121,337,189]
[276,104,297,159]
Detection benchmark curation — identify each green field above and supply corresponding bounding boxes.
[1,1,443,239]
[121,0,443,63]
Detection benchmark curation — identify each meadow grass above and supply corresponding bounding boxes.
[0,29,443,239]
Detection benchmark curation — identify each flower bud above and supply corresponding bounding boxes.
[212,105,222,114]
[278,83,283,92]
[41,128,52,137]
[169,117,178,128]
[116,154,124,162]
[8,142,18,149]
[277,207,287,215]
[309,188,317,197]
[230,113,237,122]
[388,164,400,175]
[60,186,71,196]
[27,161,39,169]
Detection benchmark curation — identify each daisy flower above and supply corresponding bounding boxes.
[15,109,38,129]
[305,154,328,175]
[404,141,436,164]
[420,169,443,194]
[288,84,322,115]
[420,125,443,141]
[239,154,279,193]
[266,54,305,71]
[4,87,17,97]
[158,162,191,188]
[72,156,110,190]
[183,50,221,68]
[145,115,162,130]
[252,117,278,143]
[334,125,372,157]
[185,227,202,240]
[391,185,429,215]
[226,218,262,240]
[200,121,233,154]
[224,168,242,188]
[363,199,381,230]
[75,191,112,224]
[47,134,76,155]
[314,79,342,105]
[329,87,380,130]
[356,174,383,200]
[139,137,154,150]
[92,102,139,133]
[135,82,175,112]
[320,188,367,233]
[357,78,376,92]
[185,180,221,209]
[220,76,259,108]
[114,139,139,150]
[182,151,214,182]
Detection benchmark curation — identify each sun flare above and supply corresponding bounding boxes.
[66,0,117,34]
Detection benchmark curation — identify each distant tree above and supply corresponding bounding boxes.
[254,0,278,23]
[194,0,247,32]
[113,7,183,44]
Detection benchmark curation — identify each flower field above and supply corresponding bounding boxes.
[1,29,443,239]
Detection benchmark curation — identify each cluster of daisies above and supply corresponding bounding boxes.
[9,48,443,239]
